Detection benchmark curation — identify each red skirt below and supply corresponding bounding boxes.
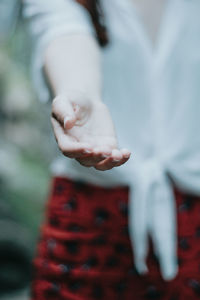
[31,176,200,300]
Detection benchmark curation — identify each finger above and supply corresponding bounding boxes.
[111,149,123,160]
[94,156,121,171]
[76,151,108,167]
[121,148,132,158]
[51,117,92,158]
[111,148,131,167]
[75,146,113,167]
[114,155,130,167]
[52,95,77,129]
[93,146,112,157]
[94,149,123,171]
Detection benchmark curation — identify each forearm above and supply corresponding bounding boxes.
[44,34,102,102]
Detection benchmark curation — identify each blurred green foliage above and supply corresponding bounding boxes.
[0,4,60,298]
[0,17,55,241]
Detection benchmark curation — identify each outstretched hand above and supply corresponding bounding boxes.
[51,93,131,171]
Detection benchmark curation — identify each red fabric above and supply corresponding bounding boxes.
[31,176,200,299]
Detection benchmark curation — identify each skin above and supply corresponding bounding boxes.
[48,1,166,170]
[45,35,131,171]
[51,95,131,171]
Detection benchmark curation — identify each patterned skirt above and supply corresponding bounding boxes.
[31,176,200,300]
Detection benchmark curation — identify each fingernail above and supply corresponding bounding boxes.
[64,116,71,127]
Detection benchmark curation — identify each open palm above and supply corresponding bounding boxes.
[51,94,131,170]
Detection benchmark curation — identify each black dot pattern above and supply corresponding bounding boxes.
[68,280,84,292]
[105,256,119,268]
[31,178,200,299]
[65,241,80,255]
[145,285,162,299]
[91,284,104,299]
[63,196,77,211]
[179,237,190,250]
[95,208,110,225]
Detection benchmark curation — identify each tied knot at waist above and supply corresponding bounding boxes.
[128,158,178,281]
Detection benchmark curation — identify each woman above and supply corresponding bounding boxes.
[23,0,200,299]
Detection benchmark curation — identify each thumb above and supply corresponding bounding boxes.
[52,95,77,130]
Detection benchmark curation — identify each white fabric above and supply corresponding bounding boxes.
[23,0,95,102]
[23,0,200,281]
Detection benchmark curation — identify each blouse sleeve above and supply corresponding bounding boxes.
[23,0,96,102]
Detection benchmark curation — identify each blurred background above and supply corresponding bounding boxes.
[0,1,55,299]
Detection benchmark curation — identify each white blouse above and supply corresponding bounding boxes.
[23,0,200,281]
